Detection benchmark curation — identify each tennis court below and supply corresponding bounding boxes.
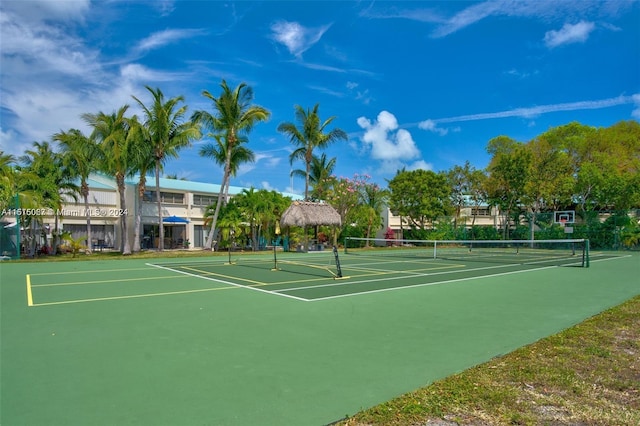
[1,245,638,425]
[25,239,608,306]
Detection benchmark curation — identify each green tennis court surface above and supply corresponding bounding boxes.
[1,250,638,425]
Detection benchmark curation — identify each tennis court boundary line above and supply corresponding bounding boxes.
[303,253,631,301]
[304,265,560,301]
[146,262,310,302]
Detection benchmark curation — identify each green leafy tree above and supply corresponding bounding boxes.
[132,86,200,251]
[446,161,487,230]
[387,169,452,232]
[485,136,531,239]
[523,132,574,213]
[192,80,270,250]
[278,104,347,200]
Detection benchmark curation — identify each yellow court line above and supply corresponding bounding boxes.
[30,285,239,307]
[26,274,33,307]
[31,275,190,288]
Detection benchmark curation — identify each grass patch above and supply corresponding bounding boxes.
[339,295,640,426]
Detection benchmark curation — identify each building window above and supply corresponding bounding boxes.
[193,194,217,206]
[143,191,185,204]
[472,207,491,217]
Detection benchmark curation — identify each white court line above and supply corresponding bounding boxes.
[589,254,632,263]
[300,253,633,302]
[146,262,310,302]
[275,263,517,294]
[305,265,560,302]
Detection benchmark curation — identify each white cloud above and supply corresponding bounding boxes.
[0,9,100,78]
[632,94,640,120]
[0,0,90,24]
[363,0,634,39]
[408,160,433,171]
[421,95,639,124]
[270,20,331,57]
[418,119,448,136]
[135,29,207,53]
[120,64,186,82]
[0,2,205,159]
[357,111,421,161]
[544,21,595,48]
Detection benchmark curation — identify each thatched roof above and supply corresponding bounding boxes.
[280,201,342,227]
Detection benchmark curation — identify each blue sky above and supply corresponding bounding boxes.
[1,0,639,195]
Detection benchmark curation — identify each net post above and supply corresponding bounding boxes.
[585,239,590,268]
[271,244,279,271]
[14,193,21,260]
[332,245,343,278]
[433,241,437,259]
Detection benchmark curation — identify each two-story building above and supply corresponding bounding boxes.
[33,173,301,251]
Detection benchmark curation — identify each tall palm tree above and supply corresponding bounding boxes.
[132,86,200,251]
[54,129,98,254]
[191,80,270,250]
[82,106,133,255]
[199,133,255,205]
[277,103,347,200]
[125,116,155,252]
[290,152,336,201]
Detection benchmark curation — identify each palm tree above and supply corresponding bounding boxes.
[4,153,42,256]
[125,116,155,252]
[0,151,17,211]
[82,106,133,255]
[19,141,78,255]
[358,181,389,245]
[191,80,270,250]
[277,103,347,200]
[213,199,246,249]
[54,129,98,254]
[132,86,200,251]
[290,152,336,201]
[199,133,255,205]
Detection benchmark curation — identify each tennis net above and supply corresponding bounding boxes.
[344,237,590,267]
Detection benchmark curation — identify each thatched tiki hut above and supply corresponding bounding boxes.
[280,201,342,252]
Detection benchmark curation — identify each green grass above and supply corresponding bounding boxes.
[338,295,640,426]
